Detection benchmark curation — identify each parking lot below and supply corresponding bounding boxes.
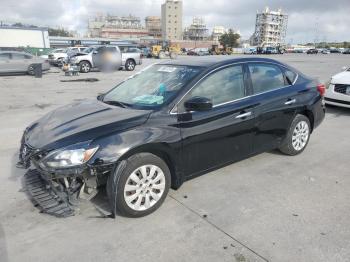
[0,54,350,262]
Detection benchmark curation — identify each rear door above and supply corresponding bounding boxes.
[178,64,256,177]
[247,62,299,153]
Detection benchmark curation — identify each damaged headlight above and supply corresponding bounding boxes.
[41,143,98,169]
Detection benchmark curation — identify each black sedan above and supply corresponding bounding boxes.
[18,57,325,218]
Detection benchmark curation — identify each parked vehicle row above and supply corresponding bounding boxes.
[0,51,50,75]
[18,57,325,218]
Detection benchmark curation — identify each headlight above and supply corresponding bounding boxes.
[41,143,98,169]
[325,79,331,89]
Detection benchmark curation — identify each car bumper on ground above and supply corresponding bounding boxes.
[325,84,350,108]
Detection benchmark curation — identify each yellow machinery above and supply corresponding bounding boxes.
[151,41,180,59]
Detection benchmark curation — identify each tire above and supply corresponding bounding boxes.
[79,61,91,73]
[27,65,35,75]
[169,52,178,59]
[125,59,136,71]
[107,153,171,218]
[279,114,311,156]
[158,51,166,59]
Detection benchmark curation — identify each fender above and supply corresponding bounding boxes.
[89,125,184,189]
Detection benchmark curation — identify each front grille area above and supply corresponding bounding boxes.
[334,84,350,95]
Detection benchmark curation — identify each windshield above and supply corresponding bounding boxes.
[53,49,66,53]
[82,47,96,53]
[103,64,203,109]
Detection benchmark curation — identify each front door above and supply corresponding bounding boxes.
[178,64,256,177]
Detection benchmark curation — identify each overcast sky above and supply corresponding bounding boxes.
[1,0,350,43]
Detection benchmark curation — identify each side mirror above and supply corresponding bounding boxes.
[184,96,213,112]
[341,66,348,71]
[97,93,105,101]
[93,50,98,54]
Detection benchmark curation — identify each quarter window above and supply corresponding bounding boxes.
[187,65,245,106]
[284,69,297,84]
[248,63,285,94]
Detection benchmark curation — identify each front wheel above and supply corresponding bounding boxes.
[107,153,171,217]
[279,114,311,155]
[79,61,91,73]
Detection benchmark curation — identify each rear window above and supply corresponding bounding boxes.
[0,53,10,60]
[11,53,26,60]
[248,63,285,94]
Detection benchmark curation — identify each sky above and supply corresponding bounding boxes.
[1,0,350,44]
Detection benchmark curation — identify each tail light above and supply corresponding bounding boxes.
[317,84,326,96]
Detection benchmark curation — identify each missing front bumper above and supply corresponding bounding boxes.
[24,169,76,217]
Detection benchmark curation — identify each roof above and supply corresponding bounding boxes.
[159,56,286,68]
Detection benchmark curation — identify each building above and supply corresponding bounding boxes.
[145,16,162,39]
[212,26,226,42]
[0,26,50,48]
[251,7,288,47]
[161,0,183,41]
[183,17,209,41]
[88,14,149,39]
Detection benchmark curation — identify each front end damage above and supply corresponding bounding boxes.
[18,140,113,217]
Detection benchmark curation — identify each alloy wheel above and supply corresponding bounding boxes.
[124,165,166,211]
[126,61,135,71]
[292,120,309,151]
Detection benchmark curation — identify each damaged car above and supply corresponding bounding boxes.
[18,57,325,218]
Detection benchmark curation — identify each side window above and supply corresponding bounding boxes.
[0,53,10,60]
[186,65,245,106]
[248,63,285,94]
[11,53,25,60]
[284,69,297,85]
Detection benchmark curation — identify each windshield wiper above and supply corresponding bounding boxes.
[103,100,130,108]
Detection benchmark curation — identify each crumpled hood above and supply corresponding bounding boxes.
[25,99,151,150]
[331,71,350,85]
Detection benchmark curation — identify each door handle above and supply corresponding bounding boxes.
[235,111,252,119]
[285,99,296,105]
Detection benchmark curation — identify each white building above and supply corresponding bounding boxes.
[252,7,288,47]
[212,26,226,41]
[0,26,50,48]
[161,0,183,41]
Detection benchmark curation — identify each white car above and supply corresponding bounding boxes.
[325,67,350,108]
[48,47,87,66]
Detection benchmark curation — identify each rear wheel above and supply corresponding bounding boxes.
[125,59,136,71]
[79,61,91,73]
[279,114,311,155]
[107,153,171,217]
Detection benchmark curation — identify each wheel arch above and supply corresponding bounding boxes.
[298,109,314,132]
[125,58,136,66]
[79,60,92,66]
[117,143,182,190]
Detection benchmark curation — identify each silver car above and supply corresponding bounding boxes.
[0,51,50,75]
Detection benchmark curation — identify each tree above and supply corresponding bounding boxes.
[219,29,240,48]
[48,28,73,37]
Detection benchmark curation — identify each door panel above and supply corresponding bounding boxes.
[247,63,300,153]
[0,53,11,73]
[178,64,255,177]
[180,100,256,176]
